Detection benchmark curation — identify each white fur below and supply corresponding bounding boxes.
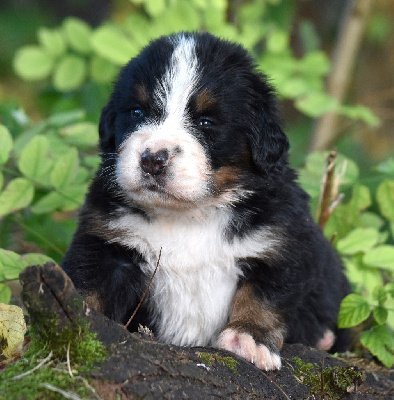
[217,328,282,370]
[107,206,282,347]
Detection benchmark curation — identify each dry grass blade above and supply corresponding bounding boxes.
[124,248,162,330]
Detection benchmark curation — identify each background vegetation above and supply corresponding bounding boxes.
[0,0,393,367]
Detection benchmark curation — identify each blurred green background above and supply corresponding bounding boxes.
[1,0,393,167]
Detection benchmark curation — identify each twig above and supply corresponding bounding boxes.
[67,342,74,378]
[76,376,104,400]
[39,383,82,400]
[124,248,162,330]
[321,357,325,398]
[8,351,53,381]
[317,150,338,229]
[310,0,373,151]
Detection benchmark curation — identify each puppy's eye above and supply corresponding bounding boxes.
[197,118,213,127]
[131,108,145,120]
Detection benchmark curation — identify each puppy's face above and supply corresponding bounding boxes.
[99,33,288,211]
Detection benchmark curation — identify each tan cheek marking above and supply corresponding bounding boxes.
[213,166,242,191]
[84,293,104,313]
[228,283,286,349]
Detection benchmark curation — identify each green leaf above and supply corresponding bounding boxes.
[385,282,394,297]
[124,14,151,48]
[59,122,99,148]
[31,191,68,214]
[91,25,137,65]
[38,27,67,58]
[340,104,380,126]
[144,0,166,17]
[0,125,13,164]
[18,136,53,185]
[0,249,27,281]
[90,56,119,83]
[375,157,394,175]
[50,148,79,190]
[360,325,394,368]
[360,211,385,230]
[336,228,379,255]
[266,30,289,54]
[376,180,394,222]
[53,55,86,92]
[0,178,34,218]
[373,306,388,325]
[31,185,85,214]
[0,284,12,304]
[298,51,330,76]
[373,285,388,305]
[338,294,371,328]
[295,92,338,117]
[363,245,394,270]
[46,109,86,127]
[20,253,54,266]
[63,17,92,54]
[13,46,54,80]
[343,258,383,301]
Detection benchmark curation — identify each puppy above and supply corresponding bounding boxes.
[62,32,350,370]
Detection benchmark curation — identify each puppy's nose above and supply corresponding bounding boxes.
[140,149,169,176]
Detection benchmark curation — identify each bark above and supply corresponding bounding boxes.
[19,263,394,400]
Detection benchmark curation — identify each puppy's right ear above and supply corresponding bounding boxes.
[99,100,116,153]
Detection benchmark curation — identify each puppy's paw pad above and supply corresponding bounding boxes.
[217,328,281,370]
[317,329,335,351]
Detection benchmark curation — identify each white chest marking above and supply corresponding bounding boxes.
[107,208,281,346]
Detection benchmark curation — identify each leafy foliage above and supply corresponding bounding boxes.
[299,152,394,367]
[0,108,99,290]
[12,0,378,125]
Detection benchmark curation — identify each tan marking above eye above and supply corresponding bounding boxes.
[135,83,150,106]
[195,88,217,113]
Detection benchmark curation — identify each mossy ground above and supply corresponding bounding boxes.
[197,351,239,374]
[292,356,365,400]
[0,322,107,400]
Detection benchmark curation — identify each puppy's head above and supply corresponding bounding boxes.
[99,32,289,211]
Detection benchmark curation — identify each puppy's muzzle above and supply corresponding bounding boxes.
[140,149,169,176]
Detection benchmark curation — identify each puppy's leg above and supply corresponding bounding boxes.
[217,283,285,370]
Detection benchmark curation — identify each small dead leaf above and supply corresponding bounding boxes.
[0,303,27,359]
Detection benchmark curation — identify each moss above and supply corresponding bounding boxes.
[0,316,107,399]
[197,352,239,375]
[292,357,365,400]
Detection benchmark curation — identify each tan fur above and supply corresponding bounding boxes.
[228,283,286,349]
[195,88,216,113]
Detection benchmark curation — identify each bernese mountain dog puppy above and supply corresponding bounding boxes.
[62,32,350,370]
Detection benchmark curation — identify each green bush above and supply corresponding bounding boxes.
[12,0,378,125]
[299,152,394,367]
[0,108,99,303]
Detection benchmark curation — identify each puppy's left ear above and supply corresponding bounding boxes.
[99,100,116,153]
[250,111,289,172]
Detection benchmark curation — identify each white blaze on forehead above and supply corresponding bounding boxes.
[155,35,199,120]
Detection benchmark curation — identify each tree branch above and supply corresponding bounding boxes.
[310,0,373,151]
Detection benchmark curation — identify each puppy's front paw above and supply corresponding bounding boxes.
[217,328,281,370]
